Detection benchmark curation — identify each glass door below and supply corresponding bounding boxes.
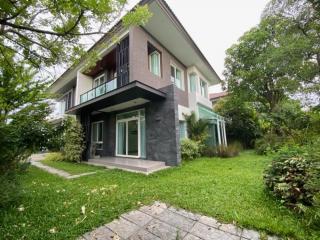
[116,117,140,157]
[116,109,145,158]
[127,120,139,156]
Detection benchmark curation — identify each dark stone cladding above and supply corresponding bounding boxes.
[79,84,181,166]
[145,84,181,166]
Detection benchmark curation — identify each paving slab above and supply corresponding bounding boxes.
[241,229,260,240]
[145,219,187,240]
[219,223,242,236]
[30,154,96,179]
[139,203,166,217]
[183,233,203,240]
[105,217,140,239]
[156,208,196,232]
[190,222,240,240]
[82,226,121,240]
[121,210,153,227]
[129,229,161,240]
[199,216,221,229]
[168,206,201,221]
[78,201,281,240]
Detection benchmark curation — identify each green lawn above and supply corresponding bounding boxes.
[41,159,103,175]
[1,151,318,240]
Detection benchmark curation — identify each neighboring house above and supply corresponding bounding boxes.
[210,92,228,105]
[49,0,227,167]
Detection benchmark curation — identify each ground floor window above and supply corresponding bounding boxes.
[179,121,187,140]
[92,121,103,150]
[116,109,146,158]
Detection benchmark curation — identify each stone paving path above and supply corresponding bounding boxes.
[30,154,96,179]
[79,202,280,240]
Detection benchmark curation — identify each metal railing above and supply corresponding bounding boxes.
[80,78,117,104]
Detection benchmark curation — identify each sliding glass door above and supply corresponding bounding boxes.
[116,109,145,158]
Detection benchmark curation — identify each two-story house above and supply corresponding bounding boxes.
[49,0,227,169]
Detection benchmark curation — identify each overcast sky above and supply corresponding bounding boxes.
[128,0,270,92]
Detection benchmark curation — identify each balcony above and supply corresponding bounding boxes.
[80,78,117,104]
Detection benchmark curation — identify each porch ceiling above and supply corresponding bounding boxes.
[66,80,166,115]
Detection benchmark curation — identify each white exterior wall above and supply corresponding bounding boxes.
[75,71,93,105]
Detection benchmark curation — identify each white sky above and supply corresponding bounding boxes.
[128,0,269,93]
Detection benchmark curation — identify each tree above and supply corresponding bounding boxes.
[214,97,262,148]
[224,16,316,113]
[262,0,320,96]
[0,0,152,70]
[63,117,85,162]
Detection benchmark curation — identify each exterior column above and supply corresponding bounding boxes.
[217,120,221,145]
[223,121,227,146]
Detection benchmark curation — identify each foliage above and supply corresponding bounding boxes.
[63,117,85,163]
[262,0,320,96]
[214,97,262,148]
[0,0,152,70]
[255,133,289,155]
[224,6,319,111]
[203,142,242,158]
[180,139,200,160]
[43,153,64,162]
[0,171,21,208]
[183,112,209,145]
[264,141,320,225]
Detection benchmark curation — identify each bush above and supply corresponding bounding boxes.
[254,133,288,155]
[264,143,320,220]
[203,142,242,158]
[0,171,21,208]
[43,152,64,162]
[181,139,200,160]
[63,117,85,162]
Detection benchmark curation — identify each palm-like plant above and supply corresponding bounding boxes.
[183,112,209,143]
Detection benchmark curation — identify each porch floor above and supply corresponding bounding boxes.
[86,157,169,175]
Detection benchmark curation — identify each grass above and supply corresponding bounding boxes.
[41,159,102,175]
[0,151,319,240]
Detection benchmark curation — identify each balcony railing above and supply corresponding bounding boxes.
[80,78,117,104]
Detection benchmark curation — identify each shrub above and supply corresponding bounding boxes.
[181,139,200,160]
[63,117,85,162]
[215,143,241,158]
[264,145,320,216]
[202,142,242,158]
[254,133,288,155]
[0,171,21,208]
[43,152,64,162]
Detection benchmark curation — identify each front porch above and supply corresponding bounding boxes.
[86,157,169,174]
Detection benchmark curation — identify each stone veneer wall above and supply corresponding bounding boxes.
[145,84,181,166]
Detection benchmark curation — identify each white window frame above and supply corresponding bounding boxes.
[149,51,161,77]
[93,74,105,87]
[115,109,143,158]
[200,78,208,98]
[179,120,188,140]
[58,89,73,114]
[91,121,104,150]
[170,64,184,90]
[188,72,198,93]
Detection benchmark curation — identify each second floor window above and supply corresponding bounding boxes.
[200,79,208,98]
[149,51,161,76]
[94,74,105,87]
[171,65,183,90]
[189,73,197,93]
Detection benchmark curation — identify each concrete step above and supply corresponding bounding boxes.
[87,157,167,174]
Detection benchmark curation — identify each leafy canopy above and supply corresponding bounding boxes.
[224,0,319,111]
[0,0,152,71]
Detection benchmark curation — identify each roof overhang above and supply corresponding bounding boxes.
[143,0,221,85]
[66,80,166,115]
